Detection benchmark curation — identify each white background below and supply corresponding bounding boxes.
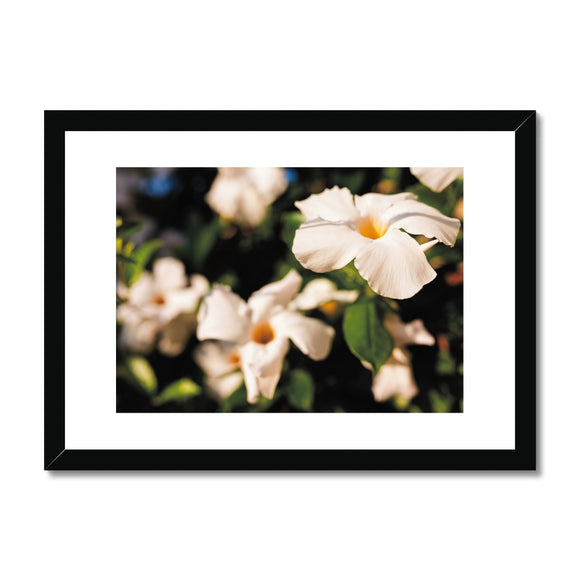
[65,130,514,450]
[0,2,574,580]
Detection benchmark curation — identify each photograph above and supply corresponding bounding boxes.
[116,166,464,414]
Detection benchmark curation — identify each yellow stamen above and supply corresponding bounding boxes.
[251,322,275,345]
[319,300,338,316]
[152,293,166,306]
[358,216,388,240]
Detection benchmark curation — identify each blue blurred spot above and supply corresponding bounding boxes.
[141,174,176,198]
[284,168,298,184]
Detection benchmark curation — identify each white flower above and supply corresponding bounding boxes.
[196,270,334,403]
[193,341,244,401]
[206,167,288,228]
[410,167,463,192]
[292,187,461,300]
[366,313,435,402]
[289,278,358,316]
[117,257,209,356]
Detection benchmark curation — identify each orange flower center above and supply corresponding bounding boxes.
[152,293,166,306]
[319,300,338,316]
[358,215,388,240]
[251,322,275,345]
[228,353,241,367]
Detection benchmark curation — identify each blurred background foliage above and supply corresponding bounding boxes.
[116,167,463,413]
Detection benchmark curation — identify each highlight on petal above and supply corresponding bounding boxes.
[245,167,288,203]
[271,310,335,361]
[371,347,419,402]
[410,167,463,192]
[354,228,436,299]
[384,313,435,347]
[242,336,289,378]
[153,257,188,291]
[295,186,359,222]
[206,372,244,401]
[384,199,461,246]
[354,192,417,217]
[247,269,302,322]
[196,285,250,343]
[292,219,371,273]
[289,278,358,311]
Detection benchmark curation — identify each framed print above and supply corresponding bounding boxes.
[44,110,536,470]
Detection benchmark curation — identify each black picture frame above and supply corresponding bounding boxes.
[44,110,536,471]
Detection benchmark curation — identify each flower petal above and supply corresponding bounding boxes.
[193,341,241,378]
[158,313,195,357]
[206,372,244,401]
[247,269,303,322]
[196,285,250,343]
[245,167,288,203]
[271,310,335,360]
[371,347,419,402]
[240,339,287,402]
[292,219,371,273]
[384,199,461,246]
[289,278,358,311]
[127,272,155,307]
[153,257,188,291]
[295,186,359,222]
[354,228,436,299]
[410,167,463,192]
[384,313,435,347]
[354,192,417,217]
[119,317,159,354]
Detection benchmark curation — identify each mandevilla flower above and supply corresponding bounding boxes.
[206,167,288,228]
[289,278,358,316]
[117,257,209,356]
[196,270,334,403]
[363,313,435,402]
[193,341,244,401]
[410,167,463,192]
[292,187,461,299]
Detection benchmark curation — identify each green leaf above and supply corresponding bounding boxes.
[286,369,315,411]
[428,388,455,413]
[343,299,394,375]
[220,384,248,413]
[125,239,162,286]
[153,379,202,406]
[116,220,144,239]
[116,253,137,265]
[187,214,221,269]
[281,211,305,246]
[126,356,157,395]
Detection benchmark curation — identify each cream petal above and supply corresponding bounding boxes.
[410,167,463,192]
[271,310,335,361]
[384,199,461,246]
[289,278,358,311]
[120,317,159,354]
[127,272,155,306]
[354,192,417,217]
[196,285,251,343]
[371,348,419,402]
[157,314,194,357]
[235,182,269,227]
[245,167,288,203]
[206,372,244,401]
[240,341,287,402]
[354,228,436,299]
[160,288,202,323]
[206,174,243,220]
[292,219,371,273]
[295,186,359,222]
[153,257,188,291]
[384,313,435,347]
[247,269,303,322]
[193,341,241,378]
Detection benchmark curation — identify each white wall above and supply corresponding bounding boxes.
[1,2,573,579]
